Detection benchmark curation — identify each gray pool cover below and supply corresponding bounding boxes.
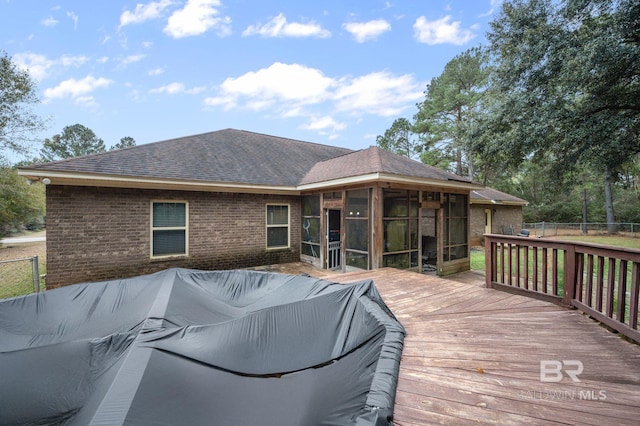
[0,268,405,425]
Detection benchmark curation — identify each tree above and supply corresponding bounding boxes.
[413,46,490,179]
[482,0,640,233]
[0,161,45,238]
[111,136,136,151]
[41,124,106,161]
[375,118,420,159]
[0,50,46,156]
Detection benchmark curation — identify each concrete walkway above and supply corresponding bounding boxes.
[0,232,46,245]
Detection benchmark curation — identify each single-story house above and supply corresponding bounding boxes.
[19,129,482,288]
[470,187,529,246]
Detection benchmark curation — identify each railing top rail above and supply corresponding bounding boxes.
[484,234,577,250]
[485,234,640,257]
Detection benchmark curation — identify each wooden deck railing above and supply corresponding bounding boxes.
[485,234,640,344]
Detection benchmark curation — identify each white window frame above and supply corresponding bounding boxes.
[150,200,189,259]
[266,203,290,249]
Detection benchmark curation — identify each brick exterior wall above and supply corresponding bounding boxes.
[470,204,523,246]
[45,185,301,288]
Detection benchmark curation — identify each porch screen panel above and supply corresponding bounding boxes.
[345,189,369,269]
[383,189,419,269]
[152,202,187,257]
[443,193,468,261]
[301,196,320,258]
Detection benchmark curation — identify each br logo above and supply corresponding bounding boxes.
[540,360,584,383]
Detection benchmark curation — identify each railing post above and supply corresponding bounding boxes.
[563,245,576,305]
[31,256,40,293]
[485,235,494,288]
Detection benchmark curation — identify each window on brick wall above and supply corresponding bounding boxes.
[266,204,289,249]
[151,201,188,257]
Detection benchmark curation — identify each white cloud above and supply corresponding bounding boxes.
[148,66,166,76]
[120,54,146,65]
[301,116,346,132]
[343,19,391,43]
[334,71,423,116]
[205,62,335,109]
[41,16,59,27]
[413,16,475,45]
[13,53,55,80]
[43,75,113,104]
[67,11,78,30]
[59,55,89,67]
[150,82,206,94]
[164,0,231,38]
[74,96,99,108]
[243,13,331,38]
[480,0,504,17]
[204,94,237,110]
[119,0,173,27]
[204,62,423,133]
[13,53,89,81]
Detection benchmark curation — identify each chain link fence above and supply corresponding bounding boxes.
[0,256,44,299]
[523,222,640,238]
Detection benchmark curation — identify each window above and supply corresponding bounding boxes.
[267,204,290,249]
[151,201,188,257]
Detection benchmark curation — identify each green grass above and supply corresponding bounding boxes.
[470,248,485,271]
[551,235,640,250]
[0,261,45,300]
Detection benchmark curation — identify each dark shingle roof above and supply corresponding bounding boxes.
[300,147,473,185]
[23,129,478,189]
[26,129,353,187]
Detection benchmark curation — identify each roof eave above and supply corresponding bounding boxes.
[17,169,299,195]
[17,169,484,195]
[471,199,529,206]
[297,172,483,192]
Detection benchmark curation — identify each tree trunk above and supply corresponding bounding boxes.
[604,174,616,234]
[467,149,474,181]
[455,147,462,176]
[581,187,588,234]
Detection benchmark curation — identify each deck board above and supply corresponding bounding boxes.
[319,267,640,425]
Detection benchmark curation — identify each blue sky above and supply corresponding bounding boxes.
[2,0,502,157]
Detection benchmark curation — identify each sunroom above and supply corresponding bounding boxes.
[300,185,473,276]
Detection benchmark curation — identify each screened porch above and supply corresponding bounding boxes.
[300,185,471,276]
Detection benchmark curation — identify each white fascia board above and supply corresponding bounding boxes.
[296,173,382,191]
[376,173,483,190]
[17,169,298,195]
[18,169,484,195]
[297,172,482,191]
[471,199,529,206]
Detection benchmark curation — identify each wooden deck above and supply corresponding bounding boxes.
[265,264,640,425]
